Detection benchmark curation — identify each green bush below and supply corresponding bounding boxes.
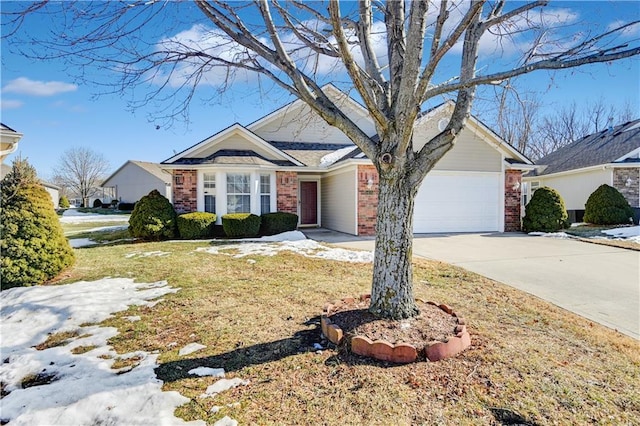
[522,186,570,232]
[118,202,136,211]
[93,198,103,208]
[177,212,217,239]
[222,213,261,238]
[59,196,70,209]
[128,189,177,240]
[260,212,298,235]
[584,184,633,225]
[0,159,75,290]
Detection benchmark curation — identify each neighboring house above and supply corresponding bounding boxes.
[161,85,533,235]
[1,123,23,164]
[102,160,172,203]
[523,119,640,223]
[42,181,60,209]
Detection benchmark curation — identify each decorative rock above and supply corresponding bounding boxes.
[320,315,330,337]
[424,331,471,362]
[351,336,373,357]
[326,323,344,345]
[392,343,418,363]
[370,340,395,362]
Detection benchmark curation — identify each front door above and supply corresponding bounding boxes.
[299,181,318,225]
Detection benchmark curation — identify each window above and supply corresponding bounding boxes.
[227,173,250,213]
[203,173,216,213]
[260,174,271,214]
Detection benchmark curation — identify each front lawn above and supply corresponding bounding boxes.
[38,238,640,425]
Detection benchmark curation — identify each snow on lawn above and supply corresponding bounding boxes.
[602,225,640,243]
[59,209,129,224]
[196,231,373,263]
[528,231,571,239]
[0,278,207,426]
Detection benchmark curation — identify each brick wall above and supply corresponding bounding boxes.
[613,168,639,208]
[504,170,522,232]
[172,169,197,213]
[276,171,298,214]
[357,165,379,236]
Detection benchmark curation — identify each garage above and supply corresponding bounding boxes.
[413,171,502,233]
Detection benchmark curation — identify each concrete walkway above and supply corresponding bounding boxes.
[303,229,640,339]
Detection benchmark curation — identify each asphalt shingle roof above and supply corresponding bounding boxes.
[533,119,640,175]
[170,149,297,167]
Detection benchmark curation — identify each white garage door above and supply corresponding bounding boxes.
[414,172,502,233]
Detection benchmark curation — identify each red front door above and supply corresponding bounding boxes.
[300,181,318,225]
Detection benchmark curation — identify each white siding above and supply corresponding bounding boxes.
[189,132,281,159]
[251,99,375,144]
[44,186,59,209]
[108,163,171,203]
[321,168,357,234]
[534,168,613,210]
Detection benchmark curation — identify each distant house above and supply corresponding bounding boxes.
[42,181,61,209]
[0,123,23,164]
[102,160,172,204]
[159,85,533,235]
[523,119,640,222]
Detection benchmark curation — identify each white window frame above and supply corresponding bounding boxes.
[226,173,251,213]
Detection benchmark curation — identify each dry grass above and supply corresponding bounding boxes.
[52,240,640,425]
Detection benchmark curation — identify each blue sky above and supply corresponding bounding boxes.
[1,1,639,180]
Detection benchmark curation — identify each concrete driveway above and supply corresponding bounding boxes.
[305,229,639,339]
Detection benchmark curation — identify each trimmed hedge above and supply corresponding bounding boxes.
[222,213,261,238]
[522,186,570,232]
[1,159,75,290]
[177,212,217,239]
[260,212,298,235]
[118,202,136,211]
[59,196,70,209]
[128,189,177,241]
[584,184,633,225]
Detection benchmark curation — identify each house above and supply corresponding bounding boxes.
[160,86,533,235]
[102,160,172,204]
[42,181,60,209]
[523,119,640,223]
[1,123,23,165]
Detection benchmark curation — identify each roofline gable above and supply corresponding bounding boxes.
[246,84,372,134]
[162,123,304,166]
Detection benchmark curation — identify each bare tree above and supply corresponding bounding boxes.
[5,1,639,319]
[53,147,110,208]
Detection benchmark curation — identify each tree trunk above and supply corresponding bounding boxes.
[368,169,420,319]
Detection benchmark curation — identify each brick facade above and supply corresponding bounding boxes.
[504,169,522,232]
[613,168,639,208]
[357,165,379,236]
[276,171,299,214]
[172,170,197,213]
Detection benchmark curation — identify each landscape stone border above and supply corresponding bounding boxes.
[321,294,471,363]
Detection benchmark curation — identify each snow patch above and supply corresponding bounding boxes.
[319,146,357,167]
[125,251,171,259]
[188,367,225,377]
[528,231,570,239]
[199,378,249,398]
[601,225,640,242]
[69,238,97,248]
[0,278,202,425]
[60,210,130,224]
[179,343,207,356]
[214,416,238,426]
[197,236,373,263]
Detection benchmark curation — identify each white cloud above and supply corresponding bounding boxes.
[2,77,78,96]
[1,99,24,110]
[607,20,640,37]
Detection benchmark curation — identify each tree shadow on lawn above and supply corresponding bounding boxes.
[155,315,383,383]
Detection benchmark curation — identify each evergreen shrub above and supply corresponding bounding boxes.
[177,212,217,239]
[260,212,298,235]
[584,184,633,225]
[128,189,177,240]
[222,213,261,238]
[522,186,570,232]
[59,196,70,209]
[1,159,75,290]
[118,202,136,211]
